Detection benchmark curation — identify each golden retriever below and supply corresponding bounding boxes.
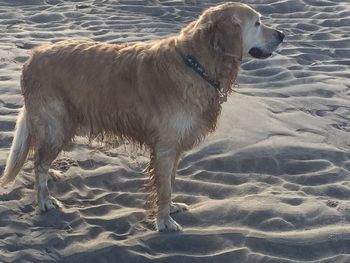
[1,2,284,232]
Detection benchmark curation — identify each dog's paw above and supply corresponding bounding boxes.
[156,216,182,232]
[170,202,189,214]
[38,196,59,212]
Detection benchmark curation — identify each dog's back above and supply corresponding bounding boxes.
[22,39,185,145]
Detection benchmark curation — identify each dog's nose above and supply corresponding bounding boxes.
[277,31,285,42]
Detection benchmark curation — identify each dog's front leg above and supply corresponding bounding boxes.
[170,154,189,214]
[150,147,182,232]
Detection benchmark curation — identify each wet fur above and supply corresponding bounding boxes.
[1,3,278,231]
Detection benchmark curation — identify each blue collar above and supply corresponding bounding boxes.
[183,54,220,90]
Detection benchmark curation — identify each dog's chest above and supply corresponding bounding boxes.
[168,110,196,139]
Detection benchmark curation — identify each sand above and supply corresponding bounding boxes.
[1,0,350,262]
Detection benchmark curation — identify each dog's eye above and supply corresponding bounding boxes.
[255,21,261,26]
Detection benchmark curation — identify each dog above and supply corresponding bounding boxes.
[1,2,284,232]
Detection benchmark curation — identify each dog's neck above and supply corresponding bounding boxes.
[182,54,221,90]
[175,37,241,96]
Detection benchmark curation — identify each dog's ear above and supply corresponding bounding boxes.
[180,10,242,61]
[179,8,216,44]
[211,15,242,60]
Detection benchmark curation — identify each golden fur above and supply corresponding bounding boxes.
[1,2,283,231]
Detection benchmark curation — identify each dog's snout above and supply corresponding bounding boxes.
[277,31,285,42]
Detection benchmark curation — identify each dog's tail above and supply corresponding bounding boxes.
[1,107,31,186]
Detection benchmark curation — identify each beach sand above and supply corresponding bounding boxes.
[1,0,350,262]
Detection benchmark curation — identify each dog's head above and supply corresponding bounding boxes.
[182,2,284,60]
[237,4,285,59]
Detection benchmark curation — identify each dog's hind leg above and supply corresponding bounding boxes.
[30,102,73,212]
[34,150,61,212]
[34,136,65,212]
